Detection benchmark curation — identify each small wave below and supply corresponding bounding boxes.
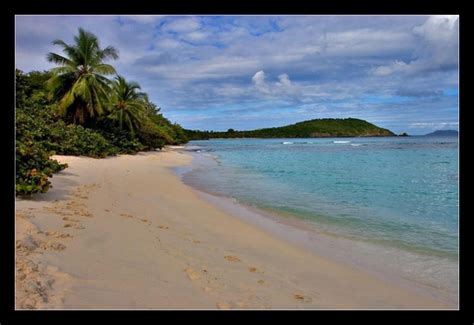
[184,145,204,152]
[350,143,362,147]
[282,141,293,145]
[334,140,351,144]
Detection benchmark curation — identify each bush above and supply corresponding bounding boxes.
[136,120,169,150]
[17,105,119,158]
[170,123,189,144]
[16,140,67,195]
[98,128,146,154]
[53,124,119,158]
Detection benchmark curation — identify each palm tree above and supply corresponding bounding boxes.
[109,76,148,135]
[46,28,118,124]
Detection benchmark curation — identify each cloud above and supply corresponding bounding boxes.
[161,17,200,32]
[324,29,414,57]
[184,31,208,41]
[252,70,271,94]
[276,74,291,87]
[410,122,459,129]
[396,88,443,97]
[412,15,458,42]
[119,15,166,24]
[134,53,173,66]
[252,71,299,97]
[372,61,409,76]
[371,15,458,77]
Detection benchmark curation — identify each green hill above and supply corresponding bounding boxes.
[185,118,395,140]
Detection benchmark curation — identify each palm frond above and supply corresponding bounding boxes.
[46,52,73,66]
[93,64,117,75]
[100,46,119,60]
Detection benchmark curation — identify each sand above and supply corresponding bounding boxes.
[15,149,454,309]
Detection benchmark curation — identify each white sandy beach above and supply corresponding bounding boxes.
[15,149,454,309]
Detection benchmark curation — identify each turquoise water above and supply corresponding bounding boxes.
[183,137,459,261]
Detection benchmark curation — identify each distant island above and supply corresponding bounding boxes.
[424,130,459,137]
[185,118,395,140]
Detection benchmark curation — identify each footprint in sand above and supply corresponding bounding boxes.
[44,231,73,239]
[192,240,201,244]
[62,217,80,222]
[41,241,66,251]
[184,267,201,281]
[158,225,169,229]
[235,301,247,309]
[216,302,232,309]
[248,267,257,273]
[293,292,313,303]
[64,223,84,230]
[224,255,240,262]
[120,213,134,219]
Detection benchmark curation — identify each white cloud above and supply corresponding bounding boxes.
[324,29,413,57]
[162,17,200,32]
[412,15,458,42]
[276,73,291,87]
[252,71,299,97]
[410,122,459,129]
[372,60,409,76]
[156,38,183,49]
[252,70,271,94]
[120,15,165,24]
[185,31,207,41]
[371,15,458,77]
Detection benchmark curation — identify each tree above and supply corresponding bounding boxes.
[46,28,118,124]
[109,76,148,135]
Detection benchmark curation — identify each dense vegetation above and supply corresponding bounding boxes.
[185,118,395,140]
[16,28,187,195]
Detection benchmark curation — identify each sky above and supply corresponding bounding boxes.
[15,15,459,134]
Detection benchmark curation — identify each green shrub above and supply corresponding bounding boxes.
[170,123,188,144]
[136,122,166,150]
[100,130,146,154]
[16,140,67,195]
[17,105,118,158]
[54,125,119,158]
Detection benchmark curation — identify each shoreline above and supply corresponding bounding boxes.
[180,179,458,307]
[15,149,455,309]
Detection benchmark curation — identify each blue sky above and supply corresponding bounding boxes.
[15,15,459,134]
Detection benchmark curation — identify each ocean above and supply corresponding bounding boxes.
[179,136,459,304]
